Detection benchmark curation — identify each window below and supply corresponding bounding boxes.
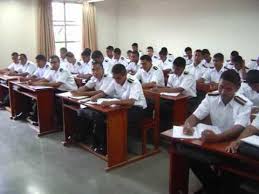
[52,2,83,59]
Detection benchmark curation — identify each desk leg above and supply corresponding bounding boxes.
[0,85,4,102]
[37,90,56,136]
[169,143,189,194]
[63,105,77,145]
[106,109,127,169]
[9,84,26,118]
[173,98,187,125]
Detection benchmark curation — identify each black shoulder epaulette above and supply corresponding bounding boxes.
[121,57,124,60]
[59,68,63,72]
[210,67,214,69]
[234,96,246,106]
[168,59,172,62]
[184,72,189,75]
[208,92,219,96]
[105,60,108,63]
[154,56,158,59]
[153,66,158,70]
[46,64,49,68]
[103,74,107,77]
[224,66,230,70]
[77,62,81,66]
[169,53,172,56]
[202,64,208,68]
[251,59,256,62]
[226,60,231,62]
[245,66,249,70]
[127,78,134,83]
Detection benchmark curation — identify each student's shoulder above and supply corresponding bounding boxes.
[234,94,252,106]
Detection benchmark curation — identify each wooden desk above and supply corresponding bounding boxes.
[9,81,59,136]
[196,82,217,93]
[0,75,19,111]
[161,129,259,194]
[146,89,188,125]
[59,96,159,171]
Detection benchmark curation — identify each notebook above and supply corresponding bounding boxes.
[241,135,259,148]
[160,92,180,97]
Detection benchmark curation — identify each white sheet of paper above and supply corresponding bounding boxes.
[160,92,180,97]
[56,92,88,100]
[29,85,53,90]
[241,135,259,148]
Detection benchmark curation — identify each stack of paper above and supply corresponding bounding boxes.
[57,92,88,100]
[241,135,259,148]
[85,98,119,105]
[160,92,180,97]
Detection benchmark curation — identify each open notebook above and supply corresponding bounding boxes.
[85,98,119,105]
[160,92,180,97]
[172,123,221,139]
[57,92,89,100]
[241,135,259,148]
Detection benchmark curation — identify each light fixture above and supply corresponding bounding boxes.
[87,0,104,3]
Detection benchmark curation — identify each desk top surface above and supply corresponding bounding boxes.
[10,81,54,92]
[144,89,188,101]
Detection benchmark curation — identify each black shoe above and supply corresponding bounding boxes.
[95,145,107,156]
[14,112,28,120]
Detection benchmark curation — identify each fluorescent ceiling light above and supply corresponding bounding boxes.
[87,0,104,3]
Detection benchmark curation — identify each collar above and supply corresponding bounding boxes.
[217,96,234,107]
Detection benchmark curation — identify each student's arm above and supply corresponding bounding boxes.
[183,114,201,135]
[153,87,184,93]
[101,99,135,107]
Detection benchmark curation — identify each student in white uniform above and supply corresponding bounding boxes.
[225,50,239,69]
[65,52,82,74]
[91,50,114,76]
[0,52,21,74]
[126,50,132,63]
[237,70,259,106]
[199,53,227,84]
[146,46,159,65]
[105,46,114,62]
[248,56,259,70]
[184,47,193,66]
[183,69,252,194]
[202,49,214,68]
[157,48,173,75]
[132,43,143,57]
[71,61,112,97]
[77,48,93,79]
[185,49,207,81]
[112,48,128,67]
[60,47,68,68]
[232,55,248,81]
[134,55,165,89]
[87,64,147,155]
[126,51,140,75]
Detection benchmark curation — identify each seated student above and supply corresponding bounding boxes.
[85,64,147,155]
[112,48,128,67]
[59,47,68,68]
[202,49,213,68]
[125,50,132,63]
[157,48,173,75]
[65,52,82,74]
[183,70,252,194]
[131,42,143,57]
[105,45,114,62]
[237,70,259,106]
[134,55,165,89]
[198,53,227,85]
[77,48,92,79]
[225,50,239,69]
[71,61,112,97]
[126,51,140,75]
[232,55,248,81]
[146,46,159,65]
[91,50,113,76]
[0,52,21,74]
[249,56,259,70]
[7,54,36,77]
[183,47,193,65]
[185,49,207,81]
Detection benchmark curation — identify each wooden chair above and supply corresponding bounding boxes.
[141,90,161,154]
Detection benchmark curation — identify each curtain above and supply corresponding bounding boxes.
[38,0,55,59]
[82,2,97,50]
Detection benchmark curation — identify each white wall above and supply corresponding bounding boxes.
[116,0,259,61]
[0,0,38,68]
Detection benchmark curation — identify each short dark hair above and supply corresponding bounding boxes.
[246,70,259,84]
[127,50,132,54]
[232,55,244,64]
[140,55,152,62]
[231,50,239,57]
[112,64,127,75]
[132,51,139,57]
[195,49,202,54]
[185,47,192,52]
[92,61,103,69]
[50,55,60,63]
[35,54,47,61]
[11,52,19,57]
[159,48,167,56]
[213,53,224,61]
[220,69,241,87]
[114,48,121,55]
[19,53,27,59]
[81,49,91,57]
[147,46,153,50]
[173,57,186,68]
[202,49,210,55]
[106,46,114,51]
[132,43,138,47]
[60,47,67,53]
[66,52,74,58]
[91,50,104,59]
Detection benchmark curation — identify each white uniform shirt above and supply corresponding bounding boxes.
[202,66,227,83]
[167,72,197,97]
[79,60,93,75]
[224,61,234,70]
[18,61,37,75]
[185,62,207,80]
[251,115,259,129]
[85,75,113,91]
[45,67,77,91]
[157,57,173,70]
[247,60,258,70]
[103,77,147,109]
[102,58,114,76]
[184,57,193,66]
[66,60,82,74]
[126,61,140,74]
[112,56,128,67]
[237,82,259,106]
[134,65,165,87]
[202,59,214,68]
[233,67,248,81]
[8,63,22,72]
[193,92,252,132]
[33,63,52,79]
